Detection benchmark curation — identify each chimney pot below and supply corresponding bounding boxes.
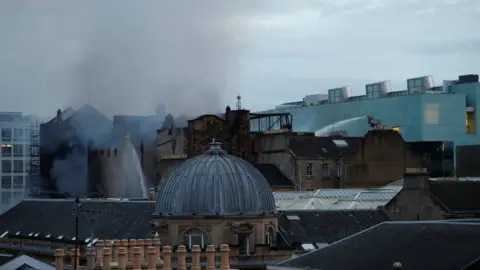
[102,247,112,269]
[206,245,216,270]
[176,245,187,270]
[162,246,172,270]
[118,247,127,270]
[55,249,64,270]
[132,247,142,270]
[147,246,157,270]
[220,244,230,270]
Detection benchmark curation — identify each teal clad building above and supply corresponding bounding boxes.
[254,74,480,146]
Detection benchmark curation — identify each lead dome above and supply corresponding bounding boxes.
[154,141,276,216]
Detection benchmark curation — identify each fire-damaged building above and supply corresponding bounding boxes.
[36,105,112,197]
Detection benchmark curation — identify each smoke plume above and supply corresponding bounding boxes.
[0,0,259,117]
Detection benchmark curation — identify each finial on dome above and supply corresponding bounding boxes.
[207,139,225,154]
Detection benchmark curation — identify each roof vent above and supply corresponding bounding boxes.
[407,76,435,93]
[366,81,391,98]
[328,86,352,103]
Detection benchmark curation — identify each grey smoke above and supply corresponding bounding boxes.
[50,148,88,197]
[0,0,262,117]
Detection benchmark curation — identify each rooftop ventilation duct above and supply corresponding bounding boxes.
[328,86,351,103]
[365,80,391,98]
[407,75,435,93]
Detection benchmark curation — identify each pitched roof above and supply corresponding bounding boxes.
[289,136,362,159]
[429,180,480,212]
[0,199,154,241]
[279,221,480,270]
[252,163,295,188]
[0,255,54,270]
[278,210,389,247]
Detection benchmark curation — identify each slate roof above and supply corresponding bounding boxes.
[252,163,295,188]
[277,209,389,247]
[0,255,55,270]
[289,136,362,159]
[279,221,480,270]
[0,199,154,241]
[429,181,480,212]
[154,142,276,216]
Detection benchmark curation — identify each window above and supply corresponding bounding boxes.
[13,160,23,173]
[182,228,207,249]
[238,233,250,255]
[13,129,23,142]
[25,145,30,156]
[328,89,341,103]
[13,144,23,157]
[1,191,11,205]
[366,84,381,99]
[1,129,12,142]
[306,163,313,179]
[13,176,23,189]
[322,164,330,176]
[24,162,30,173]
[392,126,400,132]
[24,175,29,187]
[1,176,11,189]
[24,129,30,142]
[1,160,11,173]
[1,144,12,157]
[423,104,440,125]
[408,78,423,91]
[265,227,274,245]
[466,112,476,133]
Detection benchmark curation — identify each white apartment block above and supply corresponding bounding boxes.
[0,112,32,213]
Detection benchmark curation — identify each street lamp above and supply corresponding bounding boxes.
[73,197,80,270]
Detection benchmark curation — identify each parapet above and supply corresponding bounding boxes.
[54,238,231,270]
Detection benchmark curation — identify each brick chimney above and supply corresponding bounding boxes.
[403,168,429,189]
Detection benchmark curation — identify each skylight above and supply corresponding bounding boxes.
[28,233,33,237]
[286,215,300,220]
[332,139,348,148]
[0,231,8,238]
[57,235,64,240]
[301,243,316,251]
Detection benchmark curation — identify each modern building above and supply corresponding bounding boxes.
[0,112,33,213]
[259,74,480,146]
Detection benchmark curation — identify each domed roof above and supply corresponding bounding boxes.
[154,141,276,217]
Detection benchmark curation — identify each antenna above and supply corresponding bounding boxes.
[236,94,242,110]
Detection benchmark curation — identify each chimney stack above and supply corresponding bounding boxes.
[149,188,156,201]
[56,109,62,123]
[55,249,64,270]
[102,247,112,269]
[403,168,429,189]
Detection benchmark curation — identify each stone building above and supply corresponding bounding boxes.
[0,141,291,269]
[186,107,255,161]
[258,129,433,190]
[383,168,480,221]
[152,141,289,261]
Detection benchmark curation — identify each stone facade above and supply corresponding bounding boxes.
[258,129,426,190]
[186,109,256,162]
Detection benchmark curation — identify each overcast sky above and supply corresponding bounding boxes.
[0,0,478,118]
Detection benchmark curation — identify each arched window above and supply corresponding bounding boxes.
[265,226,274,245]
[182,228,207,249]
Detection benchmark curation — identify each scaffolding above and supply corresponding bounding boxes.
[29,119,41,196]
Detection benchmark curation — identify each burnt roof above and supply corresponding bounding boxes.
[278,210,389,246]
[429,181,480,212]
[279,221,480,270]
[0,199,154,241]
[289,136,362,159]
[252,163,295,188]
